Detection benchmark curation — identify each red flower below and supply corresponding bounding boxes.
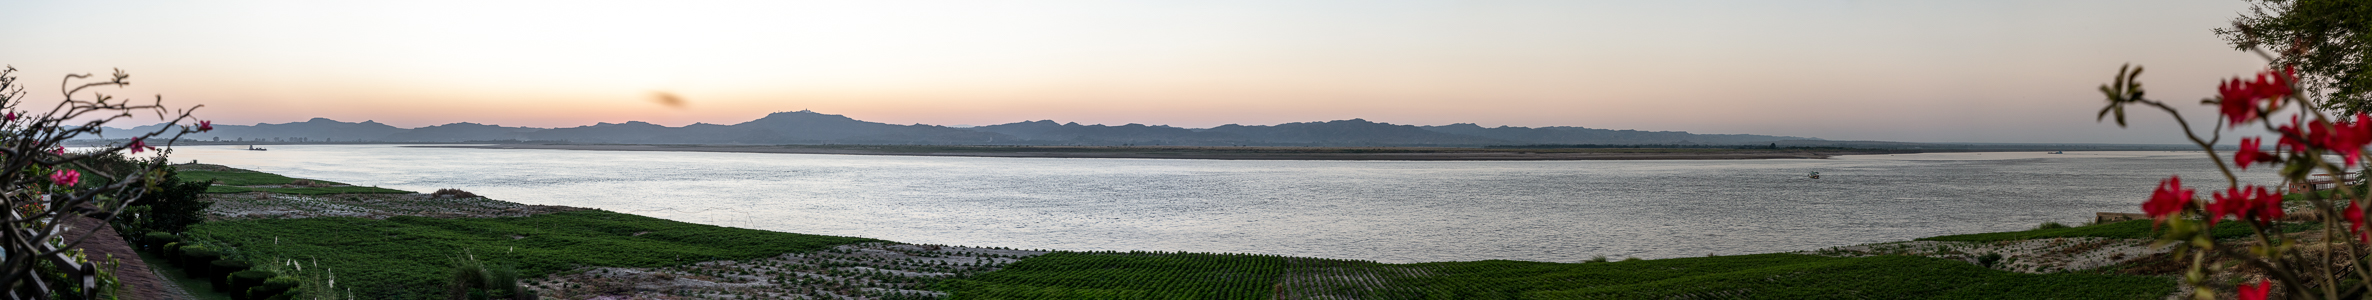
[2210,187,2243,226]
[2235,137,2277,170]
[2219,68,2297,128]
[2247,185,2283,224]
[2238,279,2273,300]
[2349,202,2366,243]
[49,169,78,186]
[2275,115,2372,166]
[2334,114,2372,165]
[2144,176,2194,227]
[2222,79,2267,128]
[197,120,213,132]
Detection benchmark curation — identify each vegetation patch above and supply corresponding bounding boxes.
[528,242,1043,299]
[933,252,2174,299]
[201,185,411,194]
[1916,219,2317,242]
[181,210,879,299]
[177,169,324,186]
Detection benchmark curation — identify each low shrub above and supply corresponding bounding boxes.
[143,232,179,252]
[212,259,253,291]
[430,188,480,199]
[228,270,274,300]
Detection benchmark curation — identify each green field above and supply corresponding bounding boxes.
[934,252,2174,299]
[182,210,879,299]
[178,169,413,194]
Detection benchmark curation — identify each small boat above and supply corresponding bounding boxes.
[2047,151,2064,154]
[245,145,267,151]
[1807,171,1820,179]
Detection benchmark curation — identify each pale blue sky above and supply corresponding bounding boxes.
[1,0,2270,143]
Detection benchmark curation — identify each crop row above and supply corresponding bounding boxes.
[178,210,880,299]
[932,252,2178,299]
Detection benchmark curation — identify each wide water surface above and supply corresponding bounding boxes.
[174,145,2277,263]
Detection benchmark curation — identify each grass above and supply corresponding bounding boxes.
[178,168,411,194]
[201,185,412,194]
[182,210,879,300]
[1916,219,2319,242]
[934,252,1321,299]
[933,252,2174,299]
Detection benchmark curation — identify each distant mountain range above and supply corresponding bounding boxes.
[123,110,1820,147]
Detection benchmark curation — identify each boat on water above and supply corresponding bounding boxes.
[1807,171,1820,179]
[2047,151,2064,154]
[245,145,267,151]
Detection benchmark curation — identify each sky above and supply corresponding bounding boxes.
[0,0,2278,143]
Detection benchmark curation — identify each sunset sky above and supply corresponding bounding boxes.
[1,1,2270,143]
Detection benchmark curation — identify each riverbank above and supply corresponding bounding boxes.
[419,144,1904,160]
[134,164,2192,299]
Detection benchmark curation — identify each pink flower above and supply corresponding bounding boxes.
[198,120,213,132]
[2144,176,2194,227]
[126,138,154,154]
[2238,279,2272,300]
[47,147,62,156]
[49,169,78,186]
[4,112,15,121]
[2235,137,2276,170]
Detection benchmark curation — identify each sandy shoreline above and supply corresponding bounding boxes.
[418,144,1901,160]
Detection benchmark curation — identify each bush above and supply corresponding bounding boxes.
[228,270,274,300]
[211,259,253,291]
[143,231,179,252]
[162,242,184,263]
[2034,221,2070,230]
[252,276,299,300]
[180,246,219,278]
[430,188,480,199]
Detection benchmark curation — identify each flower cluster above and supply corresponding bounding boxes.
[2208,185,2283,226]
[2275,114,2372,166]
[47,170,76,187]
[2219,67,2293,128]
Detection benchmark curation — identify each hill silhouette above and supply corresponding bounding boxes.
[129,110,1817,146]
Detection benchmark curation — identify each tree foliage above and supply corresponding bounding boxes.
[2220,0,2372,114]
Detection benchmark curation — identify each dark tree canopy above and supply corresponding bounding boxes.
[2219,0,2372,114]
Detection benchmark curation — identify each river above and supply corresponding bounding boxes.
[170,145,2277,263]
